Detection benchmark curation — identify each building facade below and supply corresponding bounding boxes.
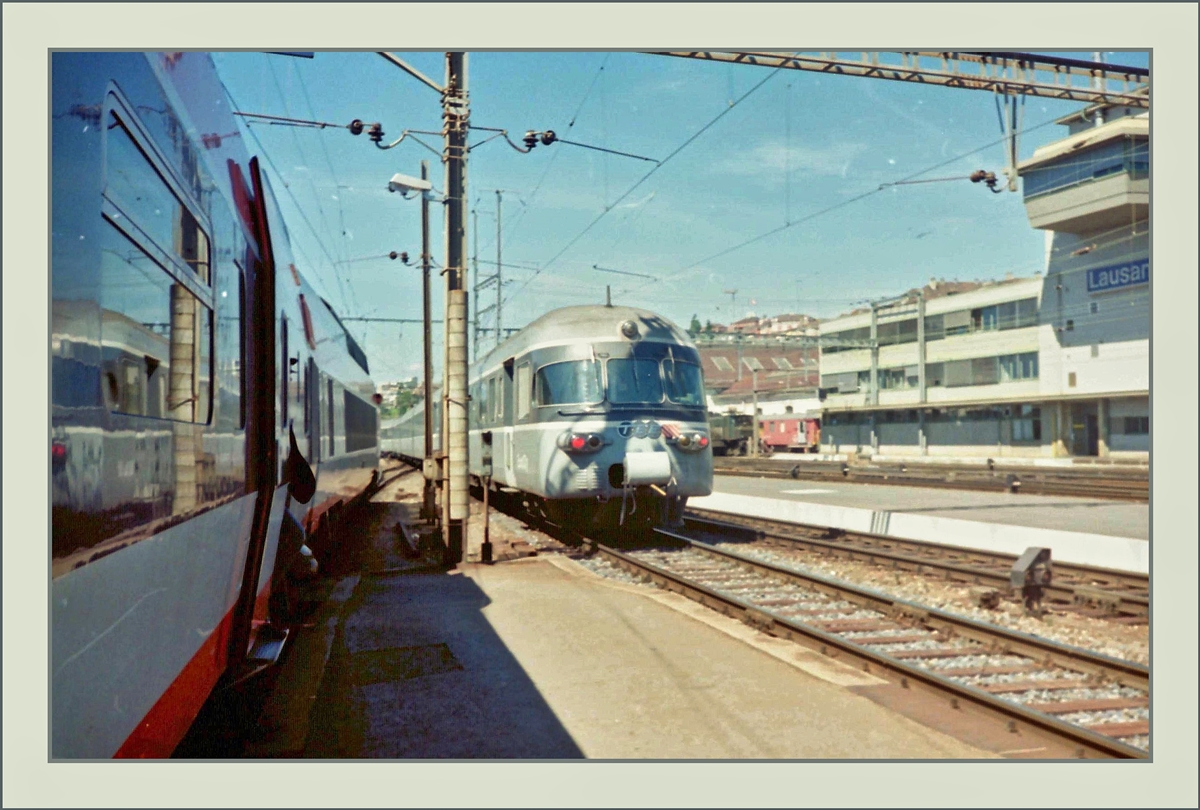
[818,106,1148,461]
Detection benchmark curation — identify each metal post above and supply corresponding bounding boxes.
[917,289,927,454]
[419,161,437,523]
[495,189,503,348]
[472,207,480,359]
[442,51,469,566]
[750,370,759,457]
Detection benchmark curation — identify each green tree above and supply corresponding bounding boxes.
[688,314,702,337]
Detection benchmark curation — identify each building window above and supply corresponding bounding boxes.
[971,356,1000,385]
[999,351,1039,382]
[973,305,998,332]
[742,356,764,372]
[771,357,794,370]
[711,356,733,372]
[1023,136,1148,199]
[925,362,944,387]
[1123,416,1149,435]
[996,298,1039,330]
[879,368,907,389]
[1011,405,1042,442]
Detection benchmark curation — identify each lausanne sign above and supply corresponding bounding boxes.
[1086,258,1149,293]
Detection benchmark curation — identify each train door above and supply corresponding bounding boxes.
[502,358,515,482]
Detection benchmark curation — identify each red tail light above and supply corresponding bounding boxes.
[562,432,604,453]
[52,442,68,468]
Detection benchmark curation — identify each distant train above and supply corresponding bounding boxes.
[51,52,379,758]
[759,416,821,454]
[382,305,714,527]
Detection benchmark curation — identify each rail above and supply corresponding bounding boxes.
[593,530,1149,758]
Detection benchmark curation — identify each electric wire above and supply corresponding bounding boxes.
[505,58,791,308]
[220,78,356,322]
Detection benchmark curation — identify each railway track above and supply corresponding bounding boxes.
[462,476,1149,758]
[591,530,1150,759]
[684,510,1149,620]
[714,459,1149,502]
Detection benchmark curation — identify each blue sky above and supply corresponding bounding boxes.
[213,50,1149,385]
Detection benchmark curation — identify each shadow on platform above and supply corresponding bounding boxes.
[304,569,585,759]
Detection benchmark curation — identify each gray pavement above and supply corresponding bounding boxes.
[301,555,992,759]
[713,475,1149,540]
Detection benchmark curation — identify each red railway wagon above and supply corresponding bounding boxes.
[759,416,820,453]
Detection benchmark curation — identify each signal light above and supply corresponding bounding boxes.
[570,435,587,451]
[697,434,709,449]
[52,442,67,463]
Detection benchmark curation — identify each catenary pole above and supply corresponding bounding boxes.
[442,52,469,565]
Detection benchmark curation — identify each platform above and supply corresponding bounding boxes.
[697,475,1149,573]
[250,524,995,759]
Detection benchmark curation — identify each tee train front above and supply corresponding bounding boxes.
[384,306,714,527]
[51,52,379,758]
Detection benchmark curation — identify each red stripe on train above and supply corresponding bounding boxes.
[114,574,276,758]
[113,605,235,758]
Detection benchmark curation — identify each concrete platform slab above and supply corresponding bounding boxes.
[299,555,994,759]
[698,476,1148,574]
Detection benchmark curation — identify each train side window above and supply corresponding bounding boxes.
[99,223,213,423]
[475,379,483,425]
[103,107,210,285]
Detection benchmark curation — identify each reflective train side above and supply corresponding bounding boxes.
[382,305,714,527]
[51,52,379,759]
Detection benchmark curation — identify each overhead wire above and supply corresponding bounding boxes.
[220,77,357,323]
[504,56,792,309]
[491,53,612,255]
[264,55,356,321]
[626,110,1082,301]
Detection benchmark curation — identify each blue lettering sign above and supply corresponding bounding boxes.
[1086,259,1149,293]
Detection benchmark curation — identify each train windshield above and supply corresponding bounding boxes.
[662,359,705,407]
[535,360,603,406]
[606,358,664,404]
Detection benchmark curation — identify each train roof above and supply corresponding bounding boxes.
[474,305,696,374]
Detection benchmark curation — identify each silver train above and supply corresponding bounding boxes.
[382,305,714,527]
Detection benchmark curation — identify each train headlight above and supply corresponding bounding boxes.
[620,320,640,339]
[561,432,604,453]
[667,431,709,452]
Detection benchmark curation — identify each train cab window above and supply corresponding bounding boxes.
[99,225,212,423]
[662,358,704,407]
[606,358,664,405]
[515,363,532,419]
[535,360,602,407]
[487,376,497,425]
